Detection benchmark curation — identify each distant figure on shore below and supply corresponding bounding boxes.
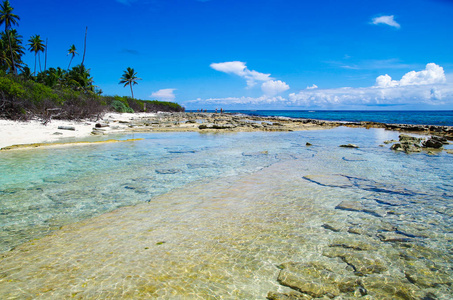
[215,108,218,113]
[220,108,223,114]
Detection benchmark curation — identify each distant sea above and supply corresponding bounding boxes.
[221,110,453,126]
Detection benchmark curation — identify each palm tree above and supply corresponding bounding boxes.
[0,0,20,74]
[67,44,77,70]
[119,67,141,99]
[67,64,94,92]
[27,34,45,75]
[1,29,23,71]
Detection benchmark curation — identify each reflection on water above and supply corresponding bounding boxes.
[0,127,452,298]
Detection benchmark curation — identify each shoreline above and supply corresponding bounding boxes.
[1,112,453,151]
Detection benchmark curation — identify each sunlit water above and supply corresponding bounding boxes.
[0,127,452,299]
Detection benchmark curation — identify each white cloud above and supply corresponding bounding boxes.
[288,63,451,107]
[375,74,399,88]
[190,63,453,108]
[261,80,290,96]
[150,89,176,101]
[372,15,401,29]
[306,84,318,90]
[376,63,446,87]
[210,61,282,89]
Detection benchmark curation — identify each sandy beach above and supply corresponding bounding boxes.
[0,113,159,150]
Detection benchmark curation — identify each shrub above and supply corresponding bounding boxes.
[111,100,133,113]
[0,76,25,98]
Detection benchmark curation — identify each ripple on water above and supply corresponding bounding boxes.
[0,128,452,298]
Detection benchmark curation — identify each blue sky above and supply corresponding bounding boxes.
[15,0,453,110]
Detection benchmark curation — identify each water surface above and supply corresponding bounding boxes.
[1,127,452,298]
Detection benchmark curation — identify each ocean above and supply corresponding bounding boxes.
[226,110,453,126]
[0,114,452,298]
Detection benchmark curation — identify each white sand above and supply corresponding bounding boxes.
[0,112,157,149]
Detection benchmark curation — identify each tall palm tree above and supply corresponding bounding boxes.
[0,0,19,74]
[2,29,23,71]
[27,34,45,75]
[119,67,141,99]
[67,44,77,70]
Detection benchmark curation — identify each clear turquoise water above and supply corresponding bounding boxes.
[1,127,452,253]
[1,127,453,298]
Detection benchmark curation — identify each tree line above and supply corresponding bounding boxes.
[0,0,184,121]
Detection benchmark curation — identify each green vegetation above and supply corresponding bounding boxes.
[0,1,184,121]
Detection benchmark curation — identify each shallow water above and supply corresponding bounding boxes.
[0,127,452,298]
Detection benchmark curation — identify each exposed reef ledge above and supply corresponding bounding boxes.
[120,112,453,140]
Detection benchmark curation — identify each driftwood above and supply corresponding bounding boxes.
[57,126,76,131]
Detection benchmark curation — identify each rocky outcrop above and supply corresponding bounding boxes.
[422,136,446,148]
[389,134,448,153]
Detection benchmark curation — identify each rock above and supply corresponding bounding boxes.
[404,260,453,288]
[335,201,364,212]
[422,137,444,149]
[446,150,453,155]
[361,276,421,299]
[399,134,421,143]
[58,126,76,131]
[276,262,343,298]
[155,169,181,174]
[322,249,387,275]
[95,123,109,128]
[377,232,413,243]
[52,132,63,135]
[266,291,311,300]
[390,142,422,153]
[339,144,359,148]
[329,239,377,251]
[384,139,398,144]
[305,142,312,146]
[322,223,342,232]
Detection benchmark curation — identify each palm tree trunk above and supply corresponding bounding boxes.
[44,38,48,71]
[34,53,37,75]
[68,56,73,70]
[81,26,87,66]
[130,84,134,99]
[38,52,42,72]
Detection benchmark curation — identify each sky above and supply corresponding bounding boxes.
[14,0,453,110]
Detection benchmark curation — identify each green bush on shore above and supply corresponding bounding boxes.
[0,73,184,121]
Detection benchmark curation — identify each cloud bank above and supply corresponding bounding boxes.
[371,15,401,28]
[150,89,176,101]
[190,63,452,108]
[210,61,289,96]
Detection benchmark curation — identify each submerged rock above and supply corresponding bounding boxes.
[155,169,181,174]
[276,262,346,298]
[361,276,422,299]
[322,248,388,275]
[266,291,311,300]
